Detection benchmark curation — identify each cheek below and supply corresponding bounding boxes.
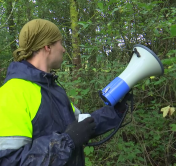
[59,50,63,57]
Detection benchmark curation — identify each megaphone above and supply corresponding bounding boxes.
[99,44,164,106]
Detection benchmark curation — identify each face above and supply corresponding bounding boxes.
[48,40,65,69]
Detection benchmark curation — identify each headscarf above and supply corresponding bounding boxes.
[13,19,62,61]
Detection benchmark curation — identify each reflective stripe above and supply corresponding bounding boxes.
[0,136,32,150]
[73,105,81,120]
[70,103,75,112]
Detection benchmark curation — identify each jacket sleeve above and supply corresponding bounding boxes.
[0,79,75,166]
[0,133,75,166]
[91,106,124,136]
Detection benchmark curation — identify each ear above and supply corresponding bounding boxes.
[44,45,51,52]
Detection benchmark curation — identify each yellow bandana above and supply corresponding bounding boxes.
[13,19,62,61]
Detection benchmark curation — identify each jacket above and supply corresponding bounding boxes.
[0,61,123,166]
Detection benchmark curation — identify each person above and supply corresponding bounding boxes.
[0,19,127,166]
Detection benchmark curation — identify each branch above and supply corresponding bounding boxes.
[0,1,16,29]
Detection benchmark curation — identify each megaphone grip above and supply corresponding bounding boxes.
[100,77,130,106]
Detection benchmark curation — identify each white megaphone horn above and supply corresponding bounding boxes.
[99,44,164,106]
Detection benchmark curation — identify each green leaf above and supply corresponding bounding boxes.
[153,78,166,85]
[111,8,118,14]
[84,146,94,156]
[154,28,159,36]
[145,79,150,85]
[138,157,145,162]
[81,88,90,95]
[69,89,77,96]
[161,57,176,65]
[85,157,92,166]
[166,50,176,57]
[98,2,103,10]
[170,24,176,37]
[78,22,89,29]
[170,124,176,131]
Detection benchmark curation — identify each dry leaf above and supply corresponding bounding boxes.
[161,106,175,117]
[169,107,175,116]
[161,106,170,117]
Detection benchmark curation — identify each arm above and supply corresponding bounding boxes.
[0,133,75,166]
[0,79,75,166]
[91,106,123,136]
[91,92,131,136]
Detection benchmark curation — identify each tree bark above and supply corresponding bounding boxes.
[6,0,17,52]
[70,0,81,77]
[69,0,82,106]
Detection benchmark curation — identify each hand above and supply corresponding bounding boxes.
[65,117,96,148]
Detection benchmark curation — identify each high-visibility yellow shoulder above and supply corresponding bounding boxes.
[0,78,41,137]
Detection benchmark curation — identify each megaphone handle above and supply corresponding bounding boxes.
[129,48,141,62]
[134,48,141,57]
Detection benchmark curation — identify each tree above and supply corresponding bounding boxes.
[6,0,17,52]
[70,0,81,76]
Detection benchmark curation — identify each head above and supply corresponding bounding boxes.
[44,40,65,70]
[13,19,65,71]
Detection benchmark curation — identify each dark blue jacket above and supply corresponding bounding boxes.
[0,61,123,166]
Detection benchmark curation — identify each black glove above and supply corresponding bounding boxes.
[65,117,96,148]
[114,92,132,116]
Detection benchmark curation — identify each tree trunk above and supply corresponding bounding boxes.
[70,0,81,78]
[6,0,17,52]
[69,0,81,106]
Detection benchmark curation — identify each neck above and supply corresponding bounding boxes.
[27,51,50,73]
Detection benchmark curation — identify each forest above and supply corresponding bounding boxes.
[0,0,176,165]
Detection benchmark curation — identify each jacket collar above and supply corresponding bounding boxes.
[4,61,58,85]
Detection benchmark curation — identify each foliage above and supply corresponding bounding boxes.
[1,0,176,165]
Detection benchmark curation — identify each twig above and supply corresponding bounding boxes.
[0,1,16,29]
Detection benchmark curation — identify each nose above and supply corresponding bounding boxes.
[63,46,66,53]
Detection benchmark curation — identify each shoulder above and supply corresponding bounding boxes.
[0,78,41,102]
[1,78,41,94]
[0,79,42,120]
